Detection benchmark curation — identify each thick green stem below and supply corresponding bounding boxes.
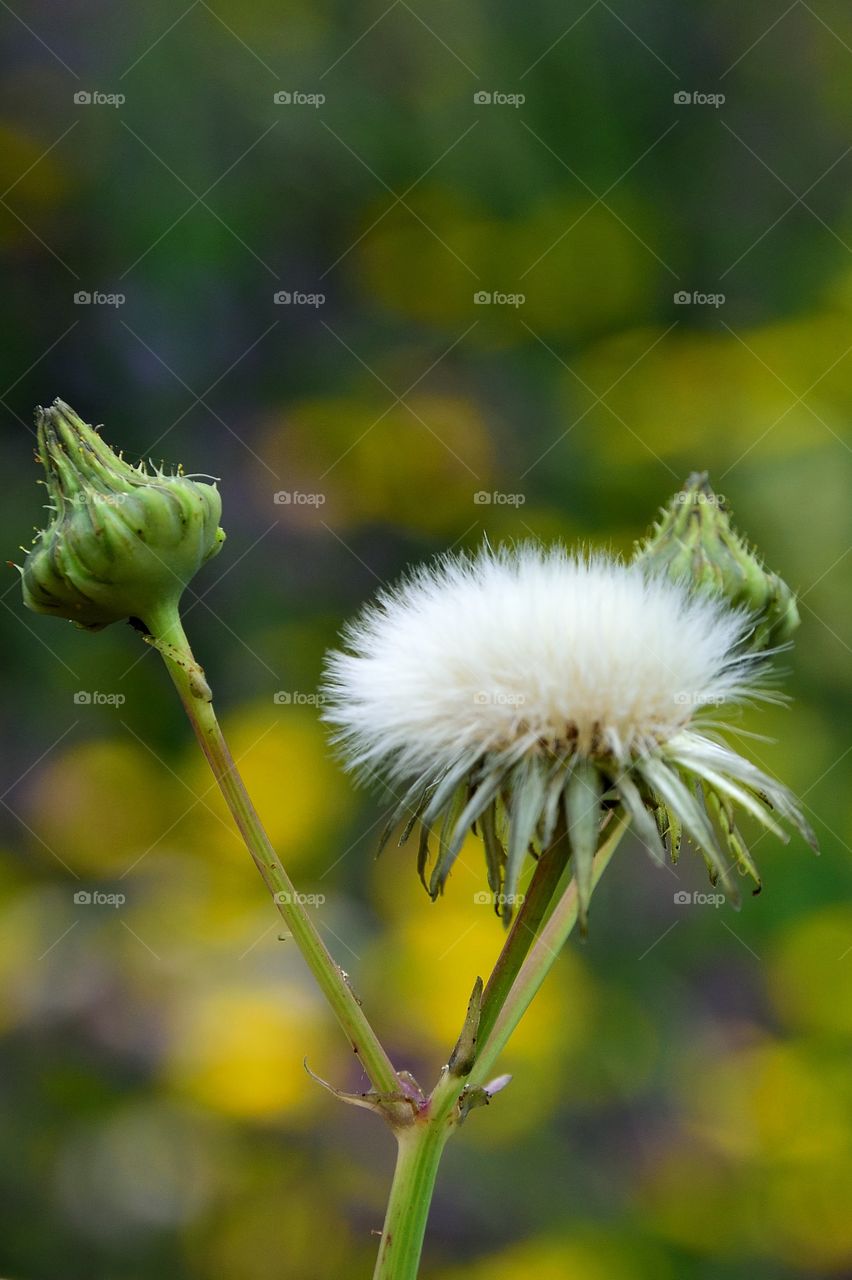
[372,816,629,1279]
[142,602,401,1100]
[469,815,627,1087]
[477,816,571,1047]
[372,1072,459,1280]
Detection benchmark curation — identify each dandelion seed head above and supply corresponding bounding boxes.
[325,546,761,779]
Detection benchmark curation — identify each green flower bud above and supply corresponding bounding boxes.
[20,400,225,630]
[634,471,799,651]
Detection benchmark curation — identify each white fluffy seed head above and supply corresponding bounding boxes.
[323,545,763,783]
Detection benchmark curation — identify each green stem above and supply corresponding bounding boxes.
[477,816,571,1047]
[469,815,627,1087]
[372,815,629,1280]
[372,1071,459,1280]
[143,602,401,1100]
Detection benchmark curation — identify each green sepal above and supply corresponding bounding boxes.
[503,756,547,918]
[564,759,603,931]
[448,976,483,1077]
[479,799,506,896]
[428,781,470,898]
[641,758,738,904]
[704,786,762,891]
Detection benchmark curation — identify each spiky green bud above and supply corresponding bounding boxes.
[20,400,225,631]
[634,472,799,651]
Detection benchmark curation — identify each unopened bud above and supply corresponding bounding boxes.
[635,472,799,651]
[19,400,225,630]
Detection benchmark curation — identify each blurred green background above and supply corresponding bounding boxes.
[1,2,851,1277]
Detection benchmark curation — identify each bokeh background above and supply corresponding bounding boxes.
[1,2,851,1277]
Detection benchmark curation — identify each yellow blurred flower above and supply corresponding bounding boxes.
[680,1038,847,1162]
[437,1230,670,1280]
[0,122,67,227]
[0,877,70,1032]
[166,983,333,1120]
[641,1036,852,1268]
[27,737,177,876]
[770,904,852,1038]
[569,312,852,469]
[643,1138,852,1270]
[182,703,353,877]
[194,1173,369,1280]
[260,393,494,534]
[355,189,652,342]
